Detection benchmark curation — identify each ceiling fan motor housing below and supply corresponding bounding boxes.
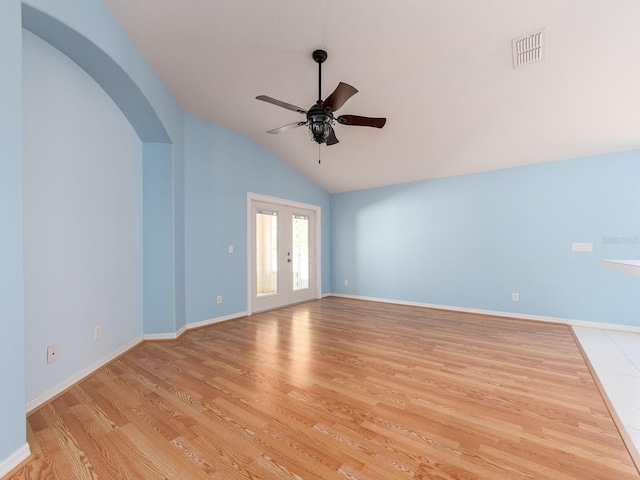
[307,102,333,144]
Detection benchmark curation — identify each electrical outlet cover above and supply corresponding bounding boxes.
[47,344,57,364]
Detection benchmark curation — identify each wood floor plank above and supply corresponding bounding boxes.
[10,297,640,479]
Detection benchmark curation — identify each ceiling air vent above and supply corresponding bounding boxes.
[512,28,546,68]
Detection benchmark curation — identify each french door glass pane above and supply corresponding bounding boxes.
[291,214,309,291]
[256,210,278,296]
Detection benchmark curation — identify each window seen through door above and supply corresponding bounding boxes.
[256,210,278,296]
[291,214,309,291]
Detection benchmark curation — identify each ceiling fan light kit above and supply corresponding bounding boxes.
[256,49,386,149]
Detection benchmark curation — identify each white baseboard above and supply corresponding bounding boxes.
[143,327,187,341]
[27,312,248,413]
[187,311,247,330]
[0,443,30,477]
[330,293,640,334]
[144,311,247,341]
[26,336,143,413]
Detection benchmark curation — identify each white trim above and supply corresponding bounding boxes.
[330,293,640,334]
[246,192,320,212]
[143,326,187,341]
[184,311,247,330]
[26,336,143,413]
[143,311,247,341]
[0,443,31,478]
[27,311,248,413]
[246,192,322,316]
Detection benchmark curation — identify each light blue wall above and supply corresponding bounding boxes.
[185,114,331,323]
[331,150,640,326]
[1,0,331,469]
[22,30,144,402]
[0,0,27,464]
[22,0,187,336]
[173,136,187,333]
[143,142,176,334]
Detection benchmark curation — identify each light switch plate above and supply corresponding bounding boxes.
[572,243,593,252]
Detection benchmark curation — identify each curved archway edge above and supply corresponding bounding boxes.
[22,3,172,144]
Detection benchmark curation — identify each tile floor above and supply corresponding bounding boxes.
[573,326,640,454]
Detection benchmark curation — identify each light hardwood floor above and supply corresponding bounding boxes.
[9,297,640,479]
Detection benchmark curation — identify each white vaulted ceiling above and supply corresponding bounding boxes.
[102,0,640,193]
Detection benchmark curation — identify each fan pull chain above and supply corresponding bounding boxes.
[318,144,321,165]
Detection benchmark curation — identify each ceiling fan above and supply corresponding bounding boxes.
[256,49,386,146]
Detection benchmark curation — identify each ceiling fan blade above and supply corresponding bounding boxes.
[266,121,307,134]
[322,82,358,112]
[326,126,339,146]
[256,95,307,114]
[337,115,386,129]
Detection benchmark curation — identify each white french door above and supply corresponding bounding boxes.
[249,197,318,313]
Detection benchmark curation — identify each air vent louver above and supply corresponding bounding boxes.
[512,28,546,68]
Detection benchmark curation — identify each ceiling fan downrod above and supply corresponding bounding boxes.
[313,49,327,104]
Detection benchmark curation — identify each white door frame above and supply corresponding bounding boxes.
[246,192,322,315]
